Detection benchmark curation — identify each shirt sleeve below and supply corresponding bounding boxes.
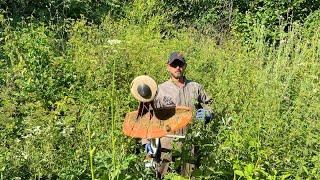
[197,84,213,112]
[198,85,212,104]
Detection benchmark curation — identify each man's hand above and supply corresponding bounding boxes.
[145,138,160,157]
[195,109,212,121]
[145,142,156,157]
[144,140,159,168]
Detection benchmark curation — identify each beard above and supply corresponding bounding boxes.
[170,71,183,79]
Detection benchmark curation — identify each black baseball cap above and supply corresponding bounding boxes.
[168,51,186,64]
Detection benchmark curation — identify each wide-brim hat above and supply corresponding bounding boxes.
[130,75,158,102]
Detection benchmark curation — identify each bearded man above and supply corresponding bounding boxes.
[144,51,213,179]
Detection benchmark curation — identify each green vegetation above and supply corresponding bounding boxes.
[0,0,319,179]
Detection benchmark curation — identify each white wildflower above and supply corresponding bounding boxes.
[61,128,67,136]
[22,134,32,139]
[61,127,75,137]
[107,39,121,45]
[56,121,63,125]
[22,152,28,160]
[33,126,41,132]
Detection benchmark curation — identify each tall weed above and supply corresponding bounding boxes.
[0,13,319,180]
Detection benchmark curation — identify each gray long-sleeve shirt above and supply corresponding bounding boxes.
[151,77,212,149]
[154,78,212,109]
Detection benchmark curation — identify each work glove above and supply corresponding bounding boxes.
[145,142,156,157]
[144,142,158,168]
[195,108,213,121]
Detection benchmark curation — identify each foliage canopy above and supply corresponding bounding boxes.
[0,0,319,179]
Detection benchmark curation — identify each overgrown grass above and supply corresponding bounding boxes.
[0,15,319,179]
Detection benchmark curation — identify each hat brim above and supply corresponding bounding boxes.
[168,58,185,65]
[130,75,158,102]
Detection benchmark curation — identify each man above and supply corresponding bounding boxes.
[144,51,212,178]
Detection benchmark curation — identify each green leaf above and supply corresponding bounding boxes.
[235,170,245,177]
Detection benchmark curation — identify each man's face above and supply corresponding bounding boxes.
[167,60,186,79]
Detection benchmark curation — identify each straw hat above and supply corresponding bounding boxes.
[130,75,158,102]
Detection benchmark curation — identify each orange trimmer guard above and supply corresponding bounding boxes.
[123,106,192,139]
